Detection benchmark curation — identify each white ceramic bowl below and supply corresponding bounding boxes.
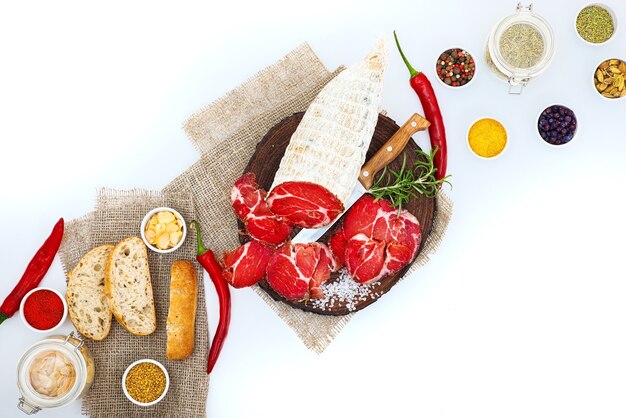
[122,359,170,407]
[466,117,508,160]
[575,3,618,46]
[140,207,187,254]
[592,58,626,101]
[19,287,68,333]
[434,47,477,90]
[536,105,578,147]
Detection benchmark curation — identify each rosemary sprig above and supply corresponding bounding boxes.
[369,147,451,212]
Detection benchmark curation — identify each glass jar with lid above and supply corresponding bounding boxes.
[485,3,555,94]
[16,332,95,415]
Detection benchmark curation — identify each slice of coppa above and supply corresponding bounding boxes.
[268,40,388,227]
[329,194,422,284]
[266,181,344,228]
[222,240,273,288]
[231,172,291,246]
[266,242,337,300]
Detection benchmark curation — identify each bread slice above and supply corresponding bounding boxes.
[104,237,156,336]
[66,245,114,340]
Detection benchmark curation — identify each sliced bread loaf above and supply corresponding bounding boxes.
[66,245,114,340]
[104,237,156,336]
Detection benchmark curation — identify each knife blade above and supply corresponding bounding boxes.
[291,113,431,244]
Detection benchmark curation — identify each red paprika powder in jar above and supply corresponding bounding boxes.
[21,288,66,331]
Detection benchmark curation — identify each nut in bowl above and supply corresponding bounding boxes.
[20,287,67,333]
[122,359,169,406]
[594,58,626,100]
[140,207,187,253]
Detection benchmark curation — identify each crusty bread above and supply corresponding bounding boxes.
[104,237,156,336]
[66,245,114,340]
[166,260,197,360]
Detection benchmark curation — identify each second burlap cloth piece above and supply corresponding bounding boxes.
[58,189,209,418]
[167,42,453,353]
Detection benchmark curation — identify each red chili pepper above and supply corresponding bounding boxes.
[0,218,64,326]
[23,289,64,330]
[393,31,447,181]
[191,220,231,374]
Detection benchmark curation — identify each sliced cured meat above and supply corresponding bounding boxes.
[266,245,308,300]
[385,242,414,274]
[335,194,422,284]
[344,233,387,284]
[328,226,348,268]
[266,182,344,229]
[387,210,422,261]
[320,242,339,273]
[310,247,334,299]
[231,173,265,220]
[222,240,273,288]
[231,173,290,246]
[342,194,395,241]
[245,206,291,246]
[266,242,336,300]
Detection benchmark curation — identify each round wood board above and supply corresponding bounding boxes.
[240,112,436,316]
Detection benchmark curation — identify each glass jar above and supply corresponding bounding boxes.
[485,3,555,94]
[16,332,95,415]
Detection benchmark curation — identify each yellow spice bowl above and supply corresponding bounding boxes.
[466,117,508,159]
[122,359,170,407]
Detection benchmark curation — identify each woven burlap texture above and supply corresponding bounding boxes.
[59,189,209,418]
[168,42,454,354]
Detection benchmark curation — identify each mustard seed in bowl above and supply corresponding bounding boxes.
[123,361,168,405]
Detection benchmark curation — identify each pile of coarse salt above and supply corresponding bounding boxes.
[310,268,383,312]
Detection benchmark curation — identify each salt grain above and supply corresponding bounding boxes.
[310,268,381,312]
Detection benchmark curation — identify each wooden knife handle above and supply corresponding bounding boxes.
[358,113,431,189]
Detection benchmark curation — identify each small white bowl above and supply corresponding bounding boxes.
[434,47,477,90]
[536,105,578,147]
[122,359,170,407]
[140,207,187,254]
[575,3,618,46]
[592,58,626,101]
[19,287,68,333]
[466,117,508,160]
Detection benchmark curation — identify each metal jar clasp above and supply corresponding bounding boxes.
[516,3,533,12]
[64,331,85,351]
[17,397,41,415]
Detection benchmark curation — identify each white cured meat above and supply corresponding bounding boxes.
[270,40,387,204]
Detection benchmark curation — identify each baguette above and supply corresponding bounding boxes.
[104,237,156,336]
[166,260,197,360]
[66,245,114,340]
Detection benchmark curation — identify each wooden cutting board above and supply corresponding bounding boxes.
[240,112,436,316]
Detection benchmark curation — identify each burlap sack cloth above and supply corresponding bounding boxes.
[165,43,453,354]
[59,189,209,418]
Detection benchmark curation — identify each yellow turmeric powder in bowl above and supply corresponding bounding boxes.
[467,118,507,158]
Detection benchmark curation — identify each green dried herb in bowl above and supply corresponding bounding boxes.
[576,4,616,44]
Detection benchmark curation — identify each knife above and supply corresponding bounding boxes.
[291,112,431,244]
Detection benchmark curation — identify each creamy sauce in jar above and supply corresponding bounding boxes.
[28,350,76,398]
[17,333,93,414]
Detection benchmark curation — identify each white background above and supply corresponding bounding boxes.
[1,0,625,417]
